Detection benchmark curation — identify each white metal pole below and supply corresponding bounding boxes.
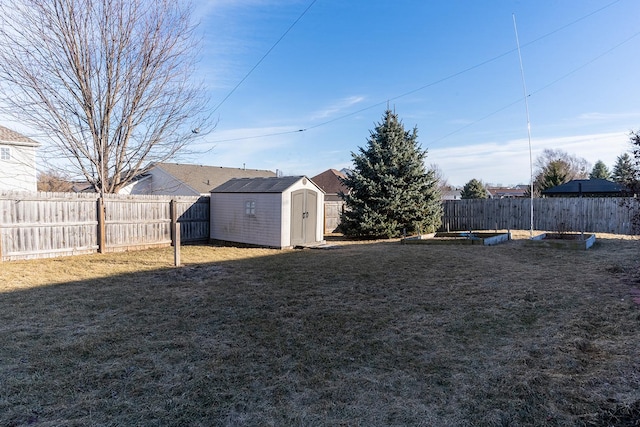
[513,14,534,238]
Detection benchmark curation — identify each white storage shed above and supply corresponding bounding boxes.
[210,176,325,248]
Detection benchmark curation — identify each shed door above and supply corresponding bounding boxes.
[291,189,317,246]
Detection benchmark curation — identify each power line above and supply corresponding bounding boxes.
[210,0,624,143]
[206,128,305,144]
[211,0,317,114]
[435,33,640,143]
[305,0,622,131]
[529,29,640,97]
[520,0,621,50]
[429,28,640,145]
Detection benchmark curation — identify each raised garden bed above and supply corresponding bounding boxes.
[527,233,596,250]
[401,231,511,246]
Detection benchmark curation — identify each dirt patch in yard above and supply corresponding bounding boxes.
[0,231,638,425]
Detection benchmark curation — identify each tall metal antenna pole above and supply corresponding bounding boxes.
[513,14,534,238]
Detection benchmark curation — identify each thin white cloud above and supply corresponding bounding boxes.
[446,118,475,126]
[309,96,366,121]
[193,0,277,19]
[577,111,640,121]
[429,131,631,186]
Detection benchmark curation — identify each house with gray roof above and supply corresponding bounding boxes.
[0,125,39,192]
[119,162,276,196]
[542,179,630,197]
[210,176,325,248]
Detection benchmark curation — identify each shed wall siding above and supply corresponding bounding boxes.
[211,193,283,247]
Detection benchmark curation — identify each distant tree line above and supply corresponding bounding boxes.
[458,139,639,199]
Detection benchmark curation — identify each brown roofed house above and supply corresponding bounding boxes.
[486,186,528,199]
[311,168,351,233]
[311,168,350,201]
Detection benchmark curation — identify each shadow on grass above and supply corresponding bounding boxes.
[1,237,639,426]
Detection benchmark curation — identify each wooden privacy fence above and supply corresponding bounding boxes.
[0,192,209,261]
[323,200,345,233]
[441,198,639,235]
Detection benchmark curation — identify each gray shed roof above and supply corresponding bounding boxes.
[211,176,307,193]
[542,179,629,195]
[155,163,276,194]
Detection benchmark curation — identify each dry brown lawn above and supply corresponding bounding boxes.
[0,231,639,426]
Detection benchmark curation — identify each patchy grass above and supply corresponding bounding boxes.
[0,232,639,426]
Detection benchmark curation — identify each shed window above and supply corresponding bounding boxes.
[245,200,256,216]
[0,147,9,160]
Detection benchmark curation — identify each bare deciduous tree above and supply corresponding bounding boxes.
[531,148,590,195]
[37,169,74,192]
[428,163,453,193]
[534,149,590,179]
[0,0,210,194]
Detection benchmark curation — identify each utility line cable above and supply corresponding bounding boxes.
[210,0,623,143]
[211,0,317,114]
[305,0,622,131]
[529,29,640,97]
[429,28,640,145]
[211,25,635,145]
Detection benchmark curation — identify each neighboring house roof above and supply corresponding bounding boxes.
[71,182,96,193]
[153,163,276,194]
[0,125,39,147]
[542,179,629,196]
[487,187,527,198]
[211,176,317,193]
[311,169,349,201]
[79,163,277,195]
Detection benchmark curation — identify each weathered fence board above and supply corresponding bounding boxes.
[324,200,345,233]
[104,198,172,250]
[0,192,99,260]
[175,197,210,242]
[2,192,636,261]
[0,192,210,261]
[441,198,639,235]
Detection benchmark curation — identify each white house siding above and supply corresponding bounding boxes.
[211,192,283,247]
[123,167,199,196]
[0,142,37,192]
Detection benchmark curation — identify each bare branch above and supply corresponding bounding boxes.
[0,0,212,193]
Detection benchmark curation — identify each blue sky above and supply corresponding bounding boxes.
[188,0,640,186]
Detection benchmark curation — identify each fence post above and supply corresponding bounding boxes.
[170,199,178,246]
[174,225,181,267]
[97,197,106,253]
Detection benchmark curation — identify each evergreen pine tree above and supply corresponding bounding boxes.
[612,153,637,185]
[339,109,442,238]
[460,178,488,199]
[541,160,570,190]
[624,131,640,232]
[532,159,570,193]
[589,160,610,180]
